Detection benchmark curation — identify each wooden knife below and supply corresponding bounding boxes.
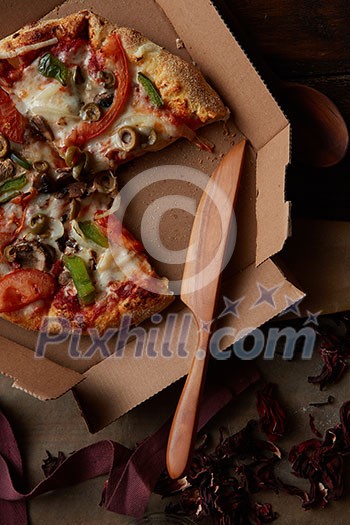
[166,139,246,479]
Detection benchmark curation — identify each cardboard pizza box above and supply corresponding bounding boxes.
[0,0,304,432]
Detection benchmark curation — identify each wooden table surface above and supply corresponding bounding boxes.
[0,2,349,524]
[217,0,350,221]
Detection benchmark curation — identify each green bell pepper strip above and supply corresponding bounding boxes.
[10,152,32,170]
[0,173,27,195]
[0,191,21,204]
[138,72,164,108]
[78,221,109,248]
[62,255,96,305]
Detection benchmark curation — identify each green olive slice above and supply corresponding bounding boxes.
[81,103,102,122]
[97,70,115,89]
[65,146,82,168]
[3,244,16,262]
[33,160,50,173]
[29,213,49,235]
[93,171,117,193]
[118,126,139,152]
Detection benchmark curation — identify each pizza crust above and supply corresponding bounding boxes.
[0,10,228,124]
[0,12,88,57]
[48,280,174,334]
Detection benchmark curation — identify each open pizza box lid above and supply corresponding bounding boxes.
[0,0,305,433]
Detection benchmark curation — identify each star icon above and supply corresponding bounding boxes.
[198,319,212,333]
[250,282,281,310]
[218,296,245,319]
[304,310,322,326]
[278,295,303,317]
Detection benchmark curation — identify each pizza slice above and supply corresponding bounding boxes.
[0,10,229,172]
[0,177,174,332]
[0,10,229,333]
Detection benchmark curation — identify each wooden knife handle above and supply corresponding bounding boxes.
[166,329,210,480]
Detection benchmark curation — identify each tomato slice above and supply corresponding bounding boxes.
[95,212,144,254]
[66,33,130,147]
[0,269,56,313]
[0,87,28,144]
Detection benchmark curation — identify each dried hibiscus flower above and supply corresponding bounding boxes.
[253,502,278,524]
[289,401,350,509]
[156,421,281,524]
[256,383,288,442]
[158,402,350,524]
[309,314,350,389]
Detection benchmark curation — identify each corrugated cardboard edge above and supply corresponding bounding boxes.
[0,336,84,400]
[256,126,291,265]
[74,257,305,432]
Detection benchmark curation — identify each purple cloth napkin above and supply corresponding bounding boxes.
[0,363,260,524]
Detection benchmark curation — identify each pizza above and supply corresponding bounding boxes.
[0,10,228,333]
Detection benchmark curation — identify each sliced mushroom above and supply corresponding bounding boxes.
[29,115,54,141]
[67,181,87,199]
[4,240,53,271]
[0,158,15,183]
[118,126,139,152]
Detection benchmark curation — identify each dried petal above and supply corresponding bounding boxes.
[42,450,66,477]
[288,402,350,509]
[160,420,284,524]
[253,502,278,524]
[309,414,323,438]
[256,383,288,441]
[309,315,350,389]
[340,400,350,450]
[160,397,350,523]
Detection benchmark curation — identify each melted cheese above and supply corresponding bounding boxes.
[13,60,82,144]
[10,40,180,170]
[95,249,125,291]
[133,42,162,60]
